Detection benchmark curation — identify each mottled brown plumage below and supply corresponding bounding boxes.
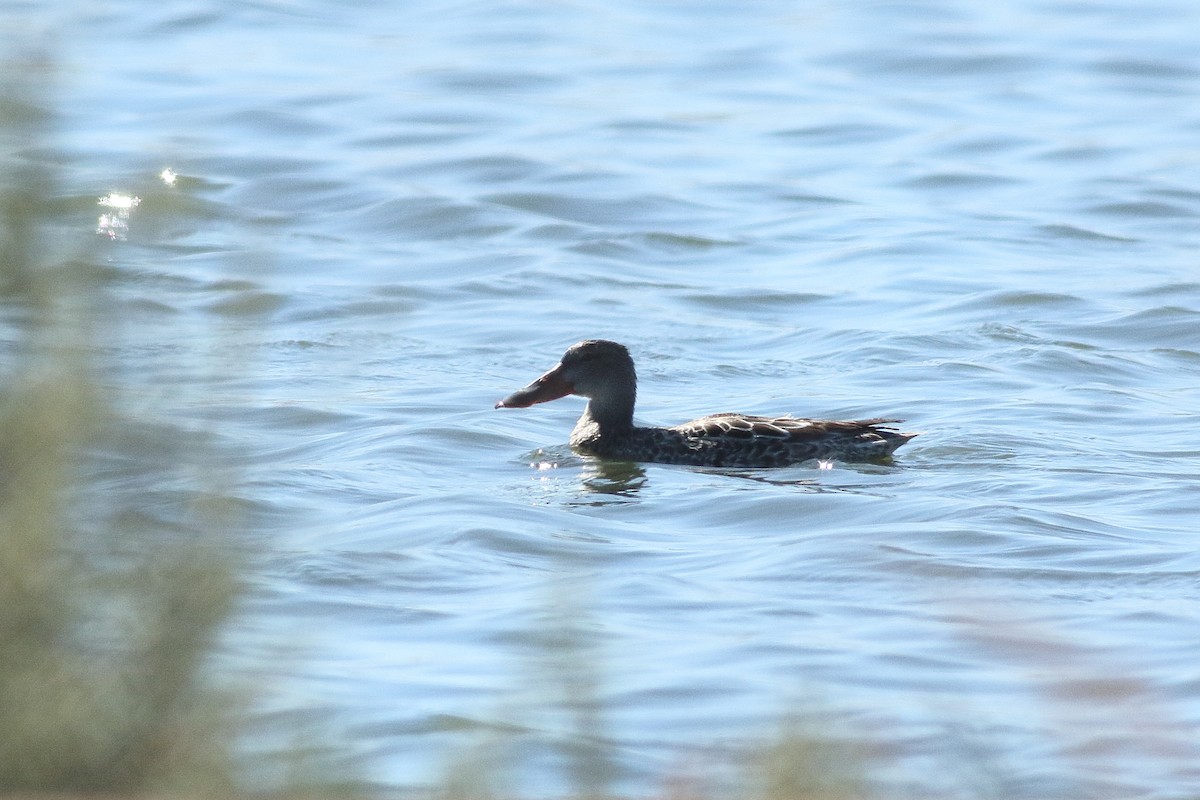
[495,340,917,467]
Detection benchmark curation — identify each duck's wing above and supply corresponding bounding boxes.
[671,413,907,441]
[668,414,917,463]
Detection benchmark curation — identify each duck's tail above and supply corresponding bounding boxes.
[858,419,920,456]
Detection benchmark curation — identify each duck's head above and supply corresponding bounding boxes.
[495,339,636,409]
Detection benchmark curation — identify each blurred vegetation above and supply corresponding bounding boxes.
[436,588,868,800]
[0,60,334,797]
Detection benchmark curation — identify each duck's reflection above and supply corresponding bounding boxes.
[524,448,893,504]
[579,459,646,495]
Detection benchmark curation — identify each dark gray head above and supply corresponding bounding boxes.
[495,339,636,412]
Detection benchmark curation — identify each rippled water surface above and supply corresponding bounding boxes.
[9,0,1200,796]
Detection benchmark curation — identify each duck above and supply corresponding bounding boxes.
[495,339,918,467]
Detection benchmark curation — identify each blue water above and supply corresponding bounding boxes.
[9,0,1200,796]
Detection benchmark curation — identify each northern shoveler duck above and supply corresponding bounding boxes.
[495,339,918,467]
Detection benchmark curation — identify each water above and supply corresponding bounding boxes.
[7,0,1200,796]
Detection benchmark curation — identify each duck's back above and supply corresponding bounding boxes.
[577,413,917,467]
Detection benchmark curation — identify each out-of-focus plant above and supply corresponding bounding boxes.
[0,58,323,798]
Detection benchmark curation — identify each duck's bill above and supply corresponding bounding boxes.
[495,365,574,409]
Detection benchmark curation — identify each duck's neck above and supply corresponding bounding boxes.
[581,388,636,436]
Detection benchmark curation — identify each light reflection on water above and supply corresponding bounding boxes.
[16,0,1200,796]
[95,192,139,239]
